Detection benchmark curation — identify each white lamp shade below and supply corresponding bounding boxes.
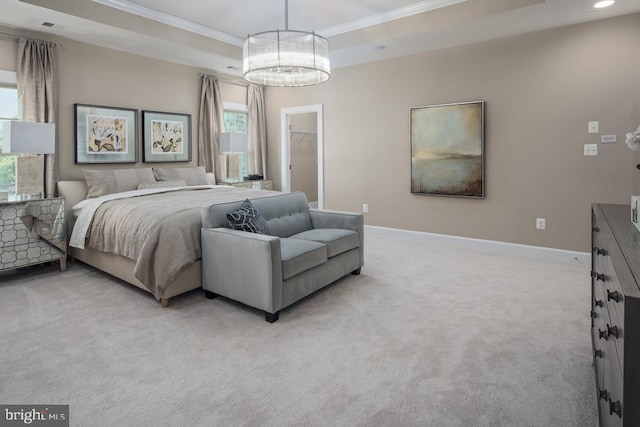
[220,132,248,152]
[2,121,56,154]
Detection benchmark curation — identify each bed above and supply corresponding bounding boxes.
[58,173,277,307]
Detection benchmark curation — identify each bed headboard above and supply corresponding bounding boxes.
[57,180,88,238]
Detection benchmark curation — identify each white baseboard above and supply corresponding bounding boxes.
[364,225,590,265]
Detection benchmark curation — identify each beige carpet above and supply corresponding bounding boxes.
[0,232,597,426]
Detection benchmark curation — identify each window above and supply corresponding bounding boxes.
[223,103,248,133]
[221,102,248,181]
[0,85,19,193]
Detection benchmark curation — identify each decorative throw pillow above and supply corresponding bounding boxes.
[153,166,208,186]
[137,180,187,190]
[82,168,156,198]
[226,199,270,235]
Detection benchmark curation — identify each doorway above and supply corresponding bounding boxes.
[280,104,324,209]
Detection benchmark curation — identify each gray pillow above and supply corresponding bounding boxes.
[137,180,187,190]
[153,166,208,186]
[82,168,156,198]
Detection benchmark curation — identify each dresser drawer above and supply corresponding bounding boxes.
[0,240,65,270]
[602,352,624,427]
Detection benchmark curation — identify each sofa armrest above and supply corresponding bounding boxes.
[309,209,364,266]
[309,209,362,231]
[201,228,283,313]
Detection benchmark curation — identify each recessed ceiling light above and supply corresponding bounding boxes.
[594,1,615,8]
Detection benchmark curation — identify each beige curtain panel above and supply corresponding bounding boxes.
[247,84,267,177]
[198,74,223,183]
[17,37,58,198]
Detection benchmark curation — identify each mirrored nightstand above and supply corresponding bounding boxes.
[0,197,66,272]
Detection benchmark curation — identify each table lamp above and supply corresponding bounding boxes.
[2,121,56,199]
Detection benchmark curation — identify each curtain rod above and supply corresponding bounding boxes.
[0,31,20,41]
[198,72,248,87]
[0,31,59,46]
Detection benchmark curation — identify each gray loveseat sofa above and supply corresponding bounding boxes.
[200,192,364,322]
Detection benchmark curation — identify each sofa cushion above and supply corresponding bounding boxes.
[226,199,270,234]
[290,229,359,258]
[251,192,312,238]
[280,238,327,280]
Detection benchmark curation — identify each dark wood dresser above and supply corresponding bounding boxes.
[591,204,640,427]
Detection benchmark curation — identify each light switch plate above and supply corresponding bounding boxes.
[584,144,598,156]
[632,196,640,233]
[588,121,599,133]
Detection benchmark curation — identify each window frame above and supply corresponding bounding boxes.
[0,71,19,193]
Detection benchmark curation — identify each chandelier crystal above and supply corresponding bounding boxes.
[242,1,330,87]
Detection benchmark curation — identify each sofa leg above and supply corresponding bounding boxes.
[265,311,280,323]
[351,267,361,275]
[204,290,218,299]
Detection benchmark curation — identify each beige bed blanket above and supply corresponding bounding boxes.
[75,186,278,298]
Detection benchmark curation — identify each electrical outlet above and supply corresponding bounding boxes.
[362,204,369,213]
[588,121,599,134]
[536,218,546,230]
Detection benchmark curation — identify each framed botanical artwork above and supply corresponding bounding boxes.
[410,101,485,198]
[74,103,138,164]
[142,110,192,162]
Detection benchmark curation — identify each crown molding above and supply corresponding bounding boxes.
[91,0,468,43]
[90,0,244,46]
[318,0,469,37]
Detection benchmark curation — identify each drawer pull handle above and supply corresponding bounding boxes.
[590,271,605,281]
[609,400,622,418]
[598,329,608,340]
[598,388,609,401]
[607,324,619,339]
[593,227,600,232]
[594,299,604,308]
[594,349,603,358]
[607,290,623,303]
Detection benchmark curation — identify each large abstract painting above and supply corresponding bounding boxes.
[410,101,485,198]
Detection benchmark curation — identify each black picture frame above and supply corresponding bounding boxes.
[74,103,138,164]
[142,110,192,163]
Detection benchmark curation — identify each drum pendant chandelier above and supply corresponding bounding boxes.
[242,0,330,87]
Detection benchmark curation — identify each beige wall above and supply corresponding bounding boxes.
[2,13,639,252]
[265,13,640,252]
[0,26,246,181]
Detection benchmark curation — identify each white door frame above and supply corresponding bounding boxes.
[280,104,324,209]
